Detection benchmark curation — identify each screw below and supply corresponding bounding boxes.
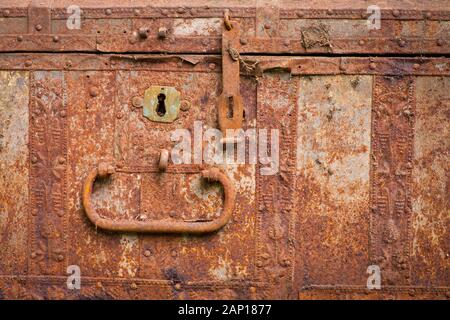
[35,24,42,31]
[52,35,60,43]
[158,27,168,39]
[180,100,190,111]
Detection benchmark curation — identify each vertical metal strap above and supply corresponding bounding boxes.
[28,0,52,34]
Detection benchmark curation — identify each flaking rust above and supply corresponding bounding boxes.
[0,0,449,300]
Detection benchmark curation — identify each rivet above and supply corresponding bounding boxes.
[89,87,99,97]
[176,7,186,14]
[31,208,38,216]
[240,38,248,45]
[208,63,216,70]
[174,283,182,290]
[326,9,333,15]
[369,62,377,70]
[264,23,271,30]
[105,9,112,16]
[134,9,141,15]
[35,24,42,31]
[190,8,198,15]
[60,110,66,118]
[249,286,256,293]
[57,254,64,262]
[66,60,72,68]
[3,9,10,16]
[283,39,290,46]
[17,35,23,42]
[437,39,444,46]
[130,283,138,290]
[116,111,123,119]
[25,60,32,67]
[413,63,420,70]
[96,38,103,45]
[339,64,347,71]
[157,27,168,39]
[171,249,177,258]
[256,261,263,267]
[392,9,400,17]
[52,35,60,43]
[161,9,169,16]
[31,154,38,163]
[57,210,64,217]
[358,40,365,46]
[31,252,37,259]
[96,282,103,288]
[296,11,304,18]
[398,39,406,47]
[169,211,177,218]
[144,250,151,257]
[201,39,209,46]
[425,12,432,19]
[132,96,143,108]
[58,156,66,164]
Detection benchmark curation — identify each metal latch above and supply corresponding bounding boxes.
[218,10,244,133]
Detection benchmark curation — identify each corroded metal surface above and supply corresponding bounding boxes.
[0,0,448,300]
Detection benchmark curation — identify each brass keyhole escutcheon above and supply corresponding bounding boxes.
[143,86,180,123]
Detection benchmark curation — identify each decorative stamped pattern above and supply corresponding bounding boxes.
[255,74,298,298]
[370,76,415,285]
[28,71,68,275]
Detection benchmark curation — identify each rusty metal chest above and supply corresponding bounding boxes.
[0,0,449,300]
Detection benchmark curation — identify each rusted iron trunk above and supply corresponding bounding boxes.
[0,0,448,300]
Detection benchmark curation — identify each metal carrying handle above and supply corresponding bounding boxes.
[81,162,236,234]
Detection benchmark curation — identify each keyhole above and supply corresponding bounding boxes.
[156,93,166,116]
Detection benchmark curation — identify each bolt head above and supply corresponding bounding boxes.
[138,27,149,39]
[158,27,168,39]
